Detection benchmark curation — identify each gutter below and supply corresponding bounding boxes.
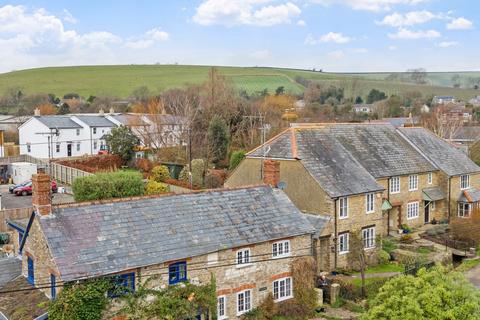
[448,177,452,222]
[333,197,338,271]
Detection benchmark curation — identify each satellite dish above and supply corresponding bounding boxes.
[277,181,287,190]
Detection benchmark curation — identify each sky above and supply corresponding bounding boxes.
[0,0,478,73]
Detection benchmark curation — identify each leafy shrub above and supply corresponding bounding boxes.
[204,173,223,189]
[150,165,170,182]
[400,234,414,244]
[145,180,169,195]
[229,150,246,170]
[378,250,391,264]
[0,233,10,245]
[382,238,397,254]
[179,159,205,187]
[401,224,412,233]
[72,171,144,201]
[135,158,153,173]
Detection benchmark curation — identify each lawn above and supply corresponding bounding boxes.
[456,258,480,272]
[352,263,404,275]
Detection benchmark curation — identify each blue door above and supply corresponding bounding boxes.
[50,274,56,299]
[27,257,34,285]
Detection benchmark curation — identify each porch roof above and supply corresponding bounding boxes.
[422,187,445,202]
[458,188,480,203]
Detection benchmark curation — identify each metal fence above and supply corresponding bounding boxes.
[404,261,435,276]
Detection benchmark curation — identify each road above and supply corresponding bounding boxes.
[0,184,74,209]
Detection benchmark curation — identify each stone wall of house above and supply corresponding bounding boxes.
[139,234,313,319]
[448,172,480,220]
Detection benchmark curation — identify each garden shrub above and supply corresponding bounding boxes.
[179,159,205,187]
[204,173,223,189]
[145,180,169,195]
[72,171,144,201]
[135,158,153,173]
[382,238,397,254]
[229,150,246,170]
[150,165,171,182]
[378,250,391,264]
[0,233,10,245]
[400,234,414,244]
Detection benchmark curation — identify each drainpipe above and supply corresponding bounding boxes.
[387,177,391,236]
[90,127,93,155]
[448,177,452,222]
[333,198,338,271]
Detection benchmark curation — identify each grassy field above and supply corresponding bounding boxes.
[0,64,478,100]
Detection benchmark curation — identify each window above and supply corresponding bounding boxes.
[390,177,400,194]
[168,261,187,285]
[93,127,97,134]
[458,203,471,218]
[27,256,34,285]
[27,143,31,153]
[407,202,419,220]
[217,296,227,319]
[108,273,135,297]
[461,175,470,190]
[76,143,80,152]
[93,141,98,150]
[236,248,251,265]
[338,233,349,254]
[362,227,375,249]
[339,197,348,219]
[50,274,56,299]
[366,193,375,213]
[273,277,293,302]
[428,172,433,184]
[272,240,291,258]
[56,143,60,153]
[76,128,80,136]
[409,175,418,191]
[207,252,218,265]
[237,290,251,316]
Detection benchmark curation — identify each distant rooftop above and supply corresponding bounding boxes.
[35,116,82,129]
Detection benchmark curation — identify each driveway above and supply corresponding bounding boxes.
[0,184,74,209]
[466,264,480,288]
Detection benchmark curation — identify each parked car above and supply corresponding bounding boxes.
[14,180,58,196]
[9,180,30,193]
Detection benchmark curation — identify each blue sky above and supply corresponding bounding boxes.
[0,0,478,73]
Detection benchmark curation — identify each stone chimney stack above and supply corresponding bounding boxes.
[32,173,52,216]
[109,107,115,114]
[263,160,280,188]
[34,107,41,116]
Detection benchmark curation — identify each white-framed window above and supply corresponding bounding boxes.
[427,172,433,185]
[390,177,400,194]
[76,128,80,136]
[458,203,471,218]
[430,201,435,211]
[273,277,293,302]
[93,141,98,150]
[407,202,419,220]
[207,252,218,265]
[409,175,418,191]
[27,143,31,153]
[461,175,470,190]
[338,233,349,254]
[236,248,251,265]
[272,240,291,258]
[56,143,60,153]
[217,295,227,319]
[362,227,375,249]
[366,193,375,213]
[339,197,348,219]
[237,289,251,316]
[93,127,97,134]
[76,143,81,152]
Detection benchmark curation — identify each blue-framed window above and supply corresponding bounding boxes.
[50,274,56,299]
[27,257,34,285]
[169,261,187,285]
[108,273,135,298]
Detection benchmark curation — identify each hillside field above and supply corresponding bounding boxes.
[0,65,478,100]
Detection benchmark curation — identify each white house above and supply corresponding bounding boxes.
[432,96,456,105]
[353,104,373,113]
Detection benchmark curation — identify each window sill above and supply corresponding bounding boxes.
[408,189,418,192]
[274,295,293,303]
[272,253,292,259]
[390,191,400,194]
[407,216,419,220]
[364,246,376,251]
[457,215,470,219]
[237,310,251,317]
[339,251,349,255]
[339,216,348,220]
[236,263,253,269]
[366,211,374,214]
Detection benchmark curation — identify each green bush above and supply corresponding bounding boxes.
[150,165,171,182]
[204,173,223,189]
[400,234,414,244]
[72,171,144,201]
[145,180,169,195]
[229,150,246,170]
[382,238,397,254]
[378,250,391,264]
[0,233,9,245]
[179,159,205,187]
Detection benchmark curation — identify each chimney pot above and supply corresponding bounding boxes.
[32,173,52,216]
[109,107,115,114]
[263,160,280,188]
[34,107,41,116]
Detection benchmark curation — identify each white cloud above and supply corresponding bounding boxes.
[388,27,440,39]
[327,50,345,59]
[320,32,351,43]
[436,41,459,48]
[62,9,77,24]
[310,0,428,12]
[377,10,437,27]
[192,0,301,26]
[297,19,306,26]
[125,28,169,49]
[447,17,473,30]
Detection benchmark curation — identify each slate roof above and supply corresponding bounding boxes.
[111,114,148,127]
[451,126,480,141]
[249,130,295,159]
[34,116,82,129]
[0,257,21,288]
[75,115,116,127]
[329,124,436,178]
[422,187,445,202]
[304,213,331,238]
[458,188,480,203]
[399,127,480,176]
[39,186,316,282]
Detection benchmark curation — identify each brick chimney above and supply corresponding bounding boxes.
[263,160,280,188]
[32,173,52,216]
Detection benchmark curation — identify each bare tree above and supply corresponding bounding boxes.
[420,106,462,139]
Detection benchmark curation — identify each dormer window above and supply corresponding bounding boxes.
[461,175,470,190]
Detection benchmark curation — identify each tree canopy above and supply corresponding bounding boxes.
[104,126,139,163]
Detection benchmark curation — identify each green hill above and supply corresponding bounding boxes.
[0,65,478,100]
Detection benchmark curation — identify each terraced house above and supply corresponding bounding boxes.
[226,123,480,271]
[5,174,322,319]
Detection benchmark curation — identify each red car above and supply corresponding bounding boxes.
[14,180,58,196]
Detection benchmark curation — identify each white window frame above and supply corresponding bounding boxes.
[362,227,375,249]
[56,143,60,153]
[207,252,218,265]
[390,177,400,194]
[273,277,293,302]
[272,240,291,258]
[76,128,80,136]
[427,172,433,185]
[339,197,348,219]
[93,141,98,150]
[76,142,81,152]
[27,143,31,153]
[93,127,97,134]
[237,289,252,316]
[217,295,227,319]
[366,193,375,214]
[407,202,419,220]
[458,203,471,218]
[409,175,418,191]
[338,233,349,254]
[236,248,251,267]
[460,175,470,190]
